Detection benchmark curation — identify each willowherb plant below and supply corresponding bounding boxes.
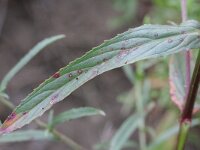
[0,19,200,150]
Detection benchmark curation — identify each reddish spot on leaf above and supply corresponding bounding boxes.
[50,93,59,105]
[1,112,20,130]
[77,70,83,74]
[52,72,60,78]
[6,113,17,122]
[118,50,129,58]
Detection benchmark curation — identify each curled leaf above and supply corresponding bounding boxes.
[1,20,200,134]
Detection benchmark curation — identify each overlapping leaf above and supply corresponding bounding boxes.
[1,20,200,135]
[169,51,200,113]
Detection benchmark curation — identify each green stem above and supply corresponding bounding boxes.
[177,121,190,150]
[135,64,146,150]
[0,95,86,150]
[35,120,86,150]
[136,84,146,150]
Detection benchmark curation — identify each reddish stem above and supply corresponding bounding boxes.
[181,0,187,21]
[181,0,191,97]
[181,51,200,122]
[185,52,191,96]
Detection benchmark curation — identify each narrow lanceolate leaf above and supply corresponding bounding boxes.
[1,20,200,134]
[0,130,53,143]
[110,114,141,150]
[0,34,65,92]
[50,107,105,128]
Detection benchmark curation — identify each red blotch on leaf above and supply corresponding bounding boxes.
[6,112,17,122]
[52,72,60,78]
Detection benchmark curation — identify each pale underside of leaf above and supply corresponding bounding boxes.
[169,51,200,113]
[1,20,200,135]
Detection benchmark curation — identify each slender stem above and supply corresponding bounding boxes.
[36,120,86,150]
[0,95,86,150]
[177,121,190,150]
[181,50,200,122]
[185,52,191,96]
[181,0,191,97]
[176,1,200,149]
[135,81,146,150]
[176,50,200,149]
[135,63,146,150]
[181,0,187,21]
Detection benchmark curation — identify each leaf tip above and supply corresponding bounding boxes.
[99,110,106,116]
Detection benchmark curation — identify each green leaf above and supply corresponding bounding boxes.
[109,114,141,150]
[51,107,105,127]
[148,119,200,150]
[1,20,200,134]
[0,130,53,143]
[0,34,65,92]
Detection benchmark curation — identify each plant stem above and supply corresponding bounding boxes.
[181,0,191,97]
[176,0,191,150]
[181,0,187,21]
[0,95,86,150]
[35,120,86,150]
[177,50,200,149]
[177,121,190,150]
[135,63,146,150]
[135,81,146,150]
[181,50,200,122]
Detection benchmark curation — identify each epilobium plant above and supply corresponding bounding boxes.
[1,20,200,132]
[0,6,200,150]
